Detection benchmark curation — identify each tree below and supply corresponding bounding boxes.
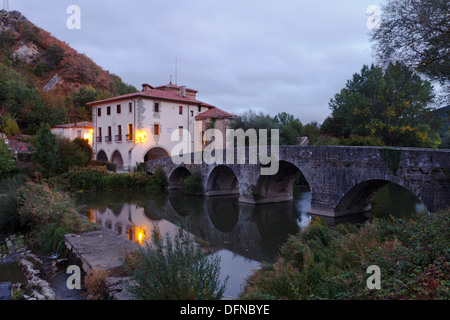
[370,0,449,84]
[32,123,58,177]
[0,138,16,177]
[328,62,441,147]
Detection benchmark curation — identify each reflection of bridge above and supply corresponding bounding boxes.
[86,192,303,263]
[146,146,450,218]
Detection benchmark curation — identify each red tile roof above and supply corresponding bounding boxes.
[195,107,236,120]
[86,87,213,107]
[52,121,93,129]
[155,83,198,93]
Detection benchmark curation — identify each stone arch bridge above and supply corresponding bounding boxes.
[145,146,450,218]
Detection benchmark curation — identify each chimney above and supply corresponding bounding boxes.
[180,85,186,98]
[142,83,153,92]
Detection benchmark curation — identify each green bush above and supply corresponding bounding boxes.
[55,165,168,192]
[0,175,26,234]
[123,230,228,300]
[88,160,117,172]
[16,182,98,251]
[181,168,203,195]
[240,210,450,300]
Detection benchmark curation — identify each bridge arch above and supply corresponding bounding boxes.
[143,146,170,161]
[168,166,191,189]
[255,160,310,203]
[205,165,240,196]
[335,179,428,216]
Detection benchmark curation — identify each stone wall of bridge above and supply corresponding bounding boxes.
[146,146,450,217]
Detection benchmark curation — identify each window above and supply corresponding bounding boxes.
[127,124,133,141]
[179,126,183,137]
[116,125,122,142]
[106,126,112,142]
[128,102,133,113]
[179,106,183,115]
[117,104,121,114]
[97,107,101,117]
[77,130,82,138]
[154,102,160,113]
[107,106,111,115]
[198,106,201,113]
[190,110,194,117]
[97,127,102,142]
[154,124,160,136]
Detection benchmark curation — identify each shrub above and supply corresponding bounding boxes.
[123,230,228,300]
[85,269,109,300]
[0,175,26,234]
[16,182,98,251]
[181,168,203,195]
[240,209,450,300]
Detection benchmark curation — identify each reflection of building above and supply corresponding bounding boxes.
[51,121,93,146]
[89,203,179,245]
[87,83,235,171]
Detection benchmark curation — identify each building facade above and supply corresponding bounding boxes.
[51,121,94,146]
[87,83,234,171]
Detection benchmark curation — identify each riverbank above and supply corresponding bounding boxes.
[239,208,450,300]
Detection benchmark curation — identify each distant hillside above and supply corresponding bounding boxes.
[0,10,136,135]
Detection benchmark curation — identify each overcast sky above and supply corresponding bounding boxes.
[12,0,384,124]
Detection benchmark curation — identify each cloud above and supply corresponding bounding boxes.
[13,0,383,124]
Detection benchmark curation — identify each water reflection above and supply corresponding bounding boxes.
[75,182,425,298]
[76,188,312,297]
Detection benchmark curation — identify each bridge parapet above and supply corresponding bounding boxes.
[146,146,450,218]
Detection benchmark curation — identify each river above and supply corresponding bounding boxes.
[74,182,426,298]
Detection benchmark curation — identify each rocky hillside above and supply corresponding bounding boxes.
[0,10,136,135]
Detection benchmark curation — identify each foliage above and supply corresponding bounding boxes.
[181,168,203,195]
[440,129,450,149]
[53,166,168,192]
[85,269,110,300]
[379,148,402,174]
[0,175,26,234]
[240,209,450,300]
[328,62,441,148]
[123,230,228,300]
[56,137,90,174]
[370,0,449,84]
[32,124,58,178]
[89,160,117,172]
[0,12,136,134]
[16,182,98,251]
[339,134,385,147]
[0,138,16,177]
[0,114,19,137]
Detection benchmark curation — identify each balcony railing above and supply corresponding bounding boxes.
[105,136,112,143]
[96,136,102,143]
[115,134,122,142]
[126,134,133,141]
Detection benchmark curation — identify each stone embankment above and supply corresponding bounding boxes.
[1,235,56,300]
[64,228,140,300]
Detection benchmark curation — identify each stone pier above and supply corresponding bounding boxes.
[64,228,140,300]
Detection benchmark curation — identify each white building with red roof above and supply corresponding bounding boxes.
[87,82,235,171]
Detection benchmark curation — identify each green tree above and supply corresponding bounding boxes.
[56,137,90,174]
[275,112,304,145]
[328,63,440,147]
[370,0,449,84]
[1,114,19,137]
[32,124,58,177]
[0,138,16,177]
